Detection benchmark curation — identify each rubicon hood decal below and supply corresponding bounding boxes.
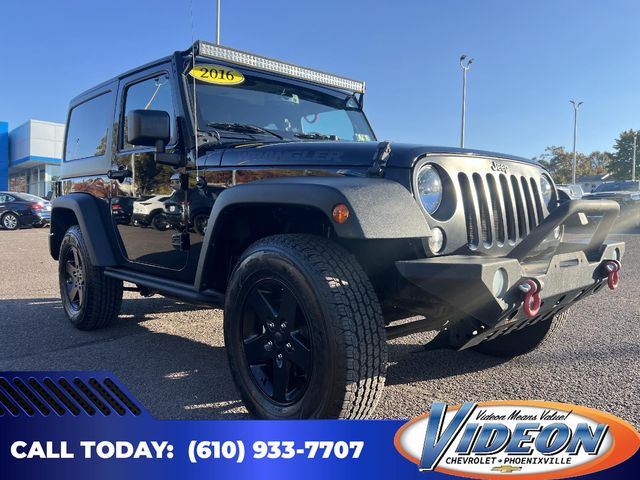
[394,401,639,479]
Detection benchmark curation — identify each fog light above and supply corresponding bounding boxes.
[428,227,445,253]
[492,268,508,297]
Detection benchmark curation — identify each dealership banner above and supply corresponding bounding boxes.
[1,372,638,479]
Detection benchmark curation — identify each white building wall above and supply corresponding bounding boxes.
[8,122,30,162]
[29,120,65,159]
[8,120,64,197]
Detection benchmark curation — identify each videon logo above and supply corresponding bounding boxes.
[394,401,640,479]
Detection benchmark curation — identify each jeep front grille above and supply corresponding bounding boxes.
[459,173,546,250]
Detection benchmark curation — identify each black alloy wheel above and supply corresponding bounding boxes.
[224,234,387,419]
[58,225,123,330]
[242,278,312,405]
[62,245,85,312]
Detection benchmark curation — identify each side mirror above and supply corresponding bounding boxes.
[127,109,171,152]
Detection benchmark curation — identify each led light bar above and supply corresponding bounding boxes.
[198,41,365,93]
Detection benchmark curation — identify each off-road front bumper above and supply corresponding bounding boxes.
[395,199,624,350]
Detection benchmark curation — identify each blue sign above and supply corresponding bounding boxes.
[0,372,637,479]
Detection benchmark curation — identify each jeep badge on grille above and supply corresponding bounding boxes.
[490,160,509,173]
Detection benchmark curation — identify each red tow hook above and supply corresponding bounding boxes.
[519,279,542,318]
[604,260,621,290]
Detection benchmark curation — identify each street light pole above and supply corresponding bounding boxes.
[570,100,583,185]
[460,55,474,148]
[633,131,637,181]
[216,0,221,45]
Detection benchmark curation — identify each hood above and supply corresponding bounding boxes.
[204,141,537,169]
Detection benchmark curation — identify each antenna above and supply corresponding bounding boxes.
[216,0,221,45]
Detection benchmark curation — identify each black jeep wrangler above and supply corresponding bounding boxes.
[50,41,624,419]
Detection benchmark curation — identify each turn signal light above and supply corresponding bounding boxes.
[332,204,350,224]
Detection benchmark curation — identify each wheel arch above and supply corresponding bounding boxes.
[1,210,21,219]
[50,193,122,266]
[194,176,430,292]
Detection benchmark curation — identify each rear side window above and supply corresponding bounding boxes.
[65,92,113,161]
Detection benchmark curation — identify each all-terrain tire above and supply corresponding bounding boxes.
[473,310,570,358]
[58,225,123,330]
[224,234,387,419]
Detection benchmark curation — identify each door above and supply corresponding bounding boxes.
[111,70,188,271]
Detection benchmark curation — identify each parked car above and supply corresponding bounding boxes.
[0,192,51,230]
[132,195,171,230]
[164,185,223,235]
[110,196,135,225]
[556,183,584,201]
[583,180,640,227]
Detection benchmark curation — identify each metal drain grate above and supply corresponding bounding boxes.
[0,373,142,417]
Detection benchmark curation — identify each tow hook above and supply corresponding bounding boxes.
[603,260,621,290]
[519,279,543,318]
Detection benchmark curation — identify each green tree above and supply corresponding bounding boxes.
[608,130,637,180]
[535,146,608,183]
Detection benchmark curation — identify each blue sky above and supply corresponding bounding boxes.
[1,0,638,158]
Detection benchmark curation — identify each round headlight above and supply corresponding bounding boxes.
[417,164,443,214]
[540,175,553,205]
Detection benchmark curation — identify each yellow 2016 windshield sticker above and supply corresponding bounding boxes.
[189,64,245,85]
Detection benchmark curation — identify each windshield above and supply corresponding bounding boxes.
[594,181,640,192]
[191,72,375,143]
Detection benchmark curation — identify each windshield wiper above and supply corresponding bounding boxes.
[207,122,284,140]
[294,132,338,140]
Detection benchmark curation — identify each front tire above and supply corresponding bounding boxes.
[150,212,169,231]
[193,213,208,235]
[224,234,387,419]
[473,310,569,358]
[58,225,123,330]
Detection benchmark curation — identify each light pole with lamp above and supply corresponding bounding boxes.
[459,55,474,148]
[570,100,583,184]
[633,131,637,181]
[216,0,221,44]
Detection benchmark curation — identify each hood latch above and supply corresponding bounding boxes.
[368,141,391,177]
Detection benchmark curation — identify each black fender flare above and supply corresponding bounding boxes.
[50,193,121,266]
[194,176,430,289]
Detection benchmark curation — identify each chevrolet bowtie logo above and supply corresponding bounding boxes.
[491,465,523,473]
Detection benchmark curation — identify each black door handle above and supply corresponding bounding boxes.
[107,169,132,181]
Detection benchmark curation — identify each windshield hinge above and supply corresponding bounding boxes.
[368,141,391,177]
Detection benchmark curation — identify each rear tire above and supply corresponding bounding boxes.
[58,225,123,330]
[2,213,19,230]
[224,234,387,419]
[473,310,569,358]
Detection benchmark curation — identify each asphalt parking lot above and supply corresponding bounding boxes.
[0,228,638,427]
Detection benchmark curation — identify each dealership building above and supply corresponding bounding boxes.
[0,119,64,197]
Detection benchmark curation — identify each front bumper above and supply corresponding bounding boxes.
[395,199,624,349]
